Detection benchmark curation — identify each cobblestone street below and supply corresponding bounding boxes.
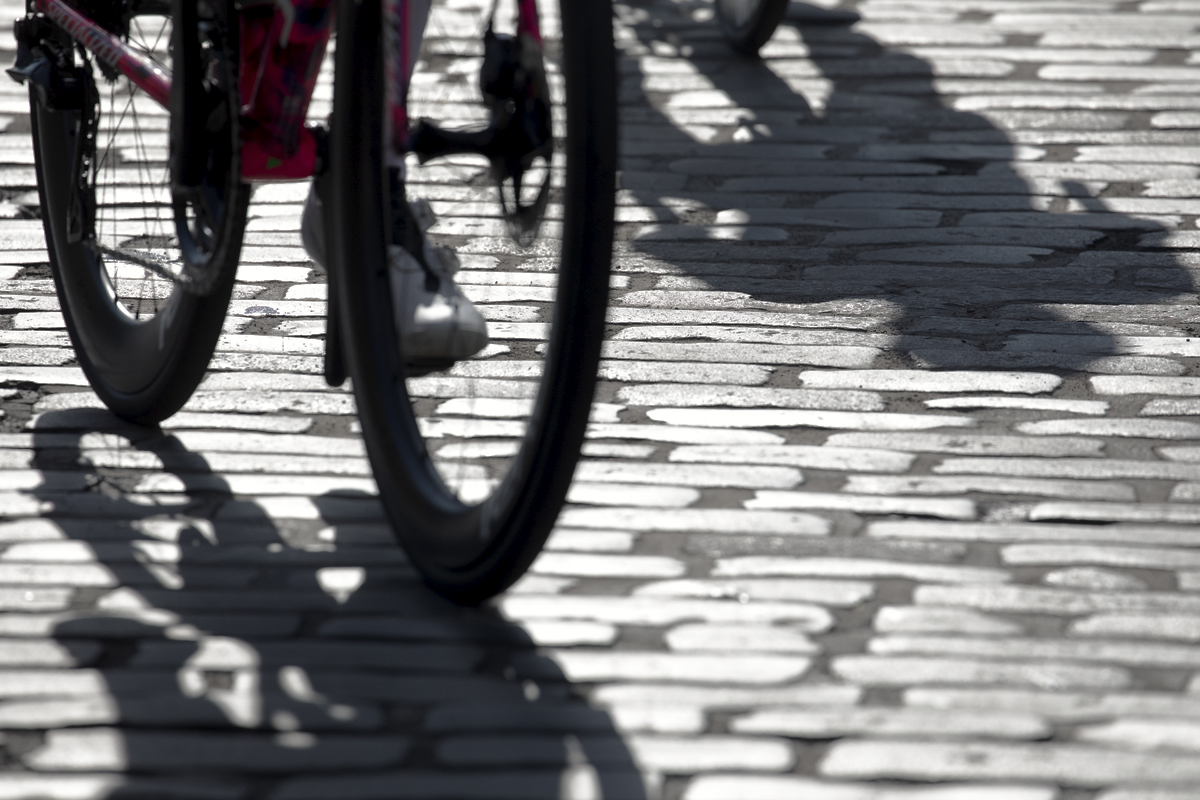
[3,0,1200,797]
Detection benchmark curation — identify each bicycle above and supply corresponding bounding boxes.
[8,0,617,603]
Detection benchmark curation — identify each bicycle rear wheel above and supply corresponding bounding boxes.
[330,0,617,603]
[717,0,790,54]
[28,0,248,423]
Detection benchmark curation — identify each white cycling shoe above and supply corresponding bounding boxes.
[301,188,489,367]
[389,238,489,367]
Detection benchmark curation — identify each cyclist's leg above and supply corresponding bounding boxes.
[303,0,487,365]
[301,0,430,270]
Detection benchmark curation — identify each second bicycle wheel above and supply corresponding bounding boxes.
[717,0,790,54]
[28,0,248,423]
[330,0,616,603]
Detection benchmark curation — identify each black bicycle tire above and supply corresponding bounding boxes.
[717,0,790,54]
[330,0,617,603]
[29,9,249,424]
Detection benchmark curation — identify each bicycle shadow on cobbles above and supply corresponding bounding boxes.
[16,409,646,800]
[618,0,1195,376]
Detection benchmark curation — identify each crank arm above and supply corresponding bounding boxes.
[409,119,500,164]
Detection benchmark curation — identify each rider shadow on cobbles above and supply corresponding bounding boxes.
[619,0,1196,377]
[24,409,645,800]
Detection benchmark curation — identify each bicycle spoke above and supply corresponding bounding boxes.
[83,16,177,320]
[26,2,248,423]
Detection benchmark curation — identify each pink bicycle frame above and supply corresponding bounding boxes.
[31,0,542,179]
[33,0,170,107]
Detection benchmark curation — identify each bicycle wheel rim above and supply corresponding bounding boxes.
[30,3,246,420]
[332,0,616,601]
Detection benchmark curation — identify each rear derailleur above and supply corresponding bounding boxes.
[9,15,99,249]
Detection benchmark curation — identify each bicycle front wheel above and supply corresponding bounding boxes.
[717,0,790,54]
[330,0,617,603]
[29,1,248,423]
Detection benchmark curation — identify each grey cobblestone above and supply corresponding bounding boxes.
[685,778,1055,800]
[905,686,1200,721]
[831,654,1131,690]
[732,705,1050,739]
[821,739,1200,785]
[633,577,873,606]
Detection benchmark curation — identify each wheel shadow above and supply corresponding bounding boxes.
[21,409,647,799]
[619,0,1195,375]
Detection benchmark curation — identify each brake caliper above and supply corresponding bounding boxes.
[8,14,86,109]
[10,14,97,244]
